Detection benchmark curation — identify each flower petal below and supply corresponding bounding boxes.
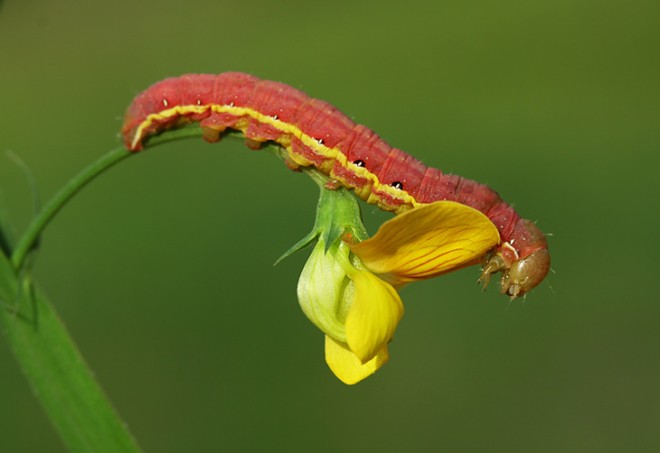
[350,201,500,285]
[325,335,389,385]
[297,240,348,342]
[344,269,403,362]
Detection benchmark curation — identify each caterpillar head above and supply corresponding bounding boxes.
[480,220,550,299]
[499,248,551,298]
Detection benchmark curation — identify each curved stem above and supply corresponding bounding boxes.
[10,147,132,270]
[9,127,208,271]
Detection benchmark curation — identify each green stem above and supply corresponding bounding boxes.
[2,126,209,451]
[10,127,206,271]
[10,147,131,270]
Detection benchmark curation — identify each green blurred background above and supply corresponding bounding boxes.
[1,0,659,451]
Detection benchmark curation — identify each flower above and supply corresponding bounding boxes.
[297,236,403,384]
[284,177,500,385]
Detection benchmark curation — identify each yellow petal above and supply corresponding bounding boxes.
[351,201,500,285]
[344,269,403,362]
[325,335,389,385]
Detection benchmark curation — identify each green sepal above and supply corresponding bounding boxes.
[275,175,368,265]
[274,230,318,266]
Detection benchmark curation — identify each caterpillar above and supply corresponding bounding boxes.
[121,72,550,297]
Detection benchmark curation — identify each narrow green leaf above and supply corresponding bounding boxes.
[0,252,142,453]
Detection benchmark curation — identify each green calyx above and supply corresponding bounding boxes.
[278,171,371,342]
[275,171,368,264]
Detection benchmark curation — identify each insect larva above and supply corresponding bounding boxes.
[122,72,550,297]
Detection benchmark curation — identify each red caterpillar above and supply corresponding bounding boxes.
[122,73,550,297]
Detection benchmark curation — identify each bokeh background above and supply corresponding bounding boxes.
[1,0,659,451]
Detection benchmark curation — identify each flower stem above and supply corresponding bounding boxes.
[9,126,206,272]
[2,127,212,451]
[10,146,132,270]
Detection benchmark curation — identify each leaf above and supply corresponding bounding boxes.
[0,252,142,452]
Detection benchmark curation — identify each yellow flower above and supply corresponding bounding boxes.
[297,238,403,384]
[291,184,499,385]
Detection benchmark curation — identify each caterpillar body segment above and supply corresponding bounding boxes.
[122,73,550,297]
